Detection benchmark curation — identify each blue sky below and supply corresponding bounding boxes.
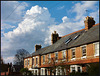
[1,1,99,64]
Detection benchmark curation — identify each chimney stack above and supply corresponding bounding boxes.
[84,16,95,31]
[51,31,59,44]
[35,44,41,52]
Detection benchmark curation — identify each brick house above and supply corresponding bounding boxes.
[24,16,99,75]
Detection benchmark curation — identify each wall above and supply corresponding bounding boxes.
[40,42,99,68]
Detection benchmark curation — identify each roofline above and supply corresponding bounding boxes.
[62,28,85,38]
[24,56,32,59]
[93,23,99,27]
[62,23,99,38]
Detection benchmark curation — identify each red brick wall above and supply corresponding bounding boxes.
[75,47,82,60]
[86,44,94,58]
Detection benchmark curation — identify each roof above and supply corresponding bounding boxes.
[55,24,99,51]
[41,24,99,55]
[41,29,85,55]
[31,46,50,56]
[68,25,99,48]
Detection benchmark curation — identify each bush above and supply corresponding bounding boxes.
[87,63,99,76]
[20,68,33,75]
[69,71,88,76]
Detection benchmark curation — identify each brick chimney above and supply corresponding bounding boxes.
[35,44,41,52]
[84,16,95,31]
[51,31,59,44]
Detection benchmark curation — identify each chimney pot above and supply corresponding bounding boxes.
[35,44,42,52]
[84,16,95,31]
[51,31,59,44]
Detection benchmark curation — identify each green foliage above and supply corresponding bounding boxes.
[87,63,99,76]
[20,68,33,75]
[69,71,88,76]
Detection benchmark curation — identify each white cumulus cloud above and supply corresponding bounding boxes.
[1,5,55,63]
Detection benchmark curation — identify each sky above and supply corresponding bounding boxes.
[1,1,99,64]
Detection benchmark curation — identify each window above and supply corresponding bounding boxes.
[35,70,37,75]
[43,55,45,64]
[28,60,30,65]
[55,52,58,60]
[62,50,66,59]
[72,67,75,72]
[25,60,27,66]
[72,49,75,58]
[82,46,86,57]
[65,38,72,44]
[42,69,43,75]
[78,67,81,72]
[36,57,38,64]
[48,54,51,63]
[70,65,82,73]
[73,34,80,40]
[32,58,34,65]
[94,42,99,56]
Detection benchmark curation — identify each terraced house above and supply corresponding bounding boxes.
[24,16,99,75]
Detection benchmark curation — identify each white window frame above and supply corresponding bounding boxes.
[41,68,45,75]
[81,45,87,59]
[71,48,76,60]
[36,56,38,66]
[32,57,35,67]
[28,58,30,66]
[70,65,82,73]
[62,50,66,61]
[55,52,58,62]
[25,59,27,66]
[93,42,99,57]
[43,55,45,64]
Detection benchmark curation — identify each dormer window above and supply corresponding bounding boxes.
[73,34,80,40]
[65,38,72,44]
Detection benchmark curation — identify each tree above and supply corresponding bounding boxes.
[48,58,69,75]
[13,49,30,66]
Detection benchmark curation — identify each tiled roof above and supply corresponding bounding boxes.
[31,46,50,56]
[55,24,99,51]
[41,24,99,54]
[41,29,85,54]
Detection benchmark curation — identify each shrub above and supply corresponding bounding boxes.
[69,71,88,76]
[20,68,33,75]
[87,63,99,76]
